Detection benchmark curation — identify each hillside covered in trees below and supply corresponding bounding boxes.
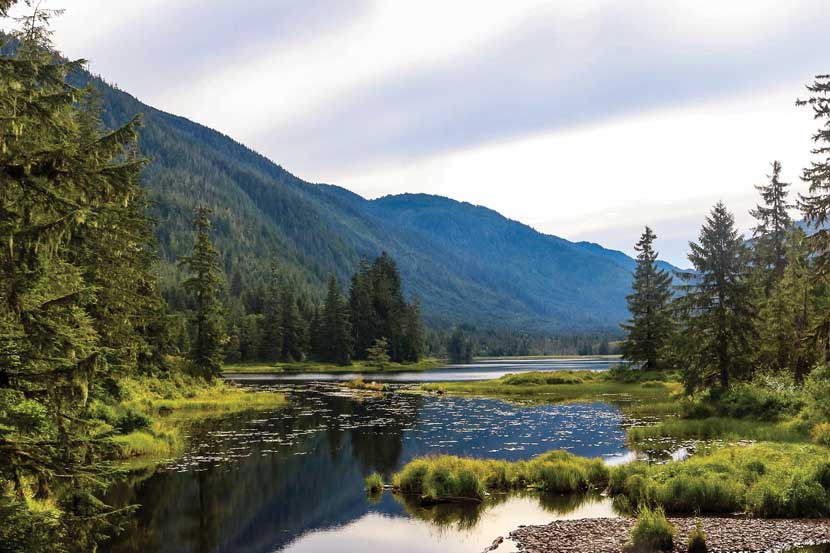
[63,69,681,334]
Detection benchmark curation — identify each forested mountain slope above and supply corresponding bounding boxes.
[73,72,680,332]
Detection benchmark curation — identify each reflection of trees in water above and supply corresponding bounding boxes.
[106,389,421,553]
[392,490,602,533]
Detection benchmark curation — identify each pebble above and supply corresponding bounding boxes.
[507,517,830,552]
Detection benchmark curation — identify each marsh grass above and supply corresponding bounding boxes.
[391,450,609,502]
[625,506,675,552]
[420,370,680,405]
[609,443,830,517]
[365,472,384,493]
[100,374,286,461]
[344,378,388,392]
[626,417,809,443]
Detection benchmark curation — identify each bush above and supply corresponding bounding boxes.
[626,506,675,552]
[687,520,707,553]
[365,473,384,493]
[717,382,803,421]
[812,423,830,445]
[803,365,830,422]
[114,409,152,434]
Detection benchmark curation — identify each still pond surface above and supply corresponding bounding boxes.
[105,359,653,553]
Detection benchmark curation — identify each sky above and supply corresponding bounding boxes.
[5,0,830,267]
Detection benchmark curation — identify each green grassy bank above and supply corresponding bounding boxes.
[91,373,286,463]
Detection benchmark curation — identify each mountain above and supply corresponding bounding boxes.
[71,71,681,333]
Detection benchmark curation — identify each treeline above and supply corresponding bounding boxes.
[439,325,621,363]
[174,208,425,374]
[621,77,830,394]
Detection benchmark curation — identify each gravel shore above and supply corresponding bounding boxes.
[506,517,830,552]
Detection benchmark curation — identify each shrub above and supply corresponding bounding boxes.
[365,473,384,493]
[811,423,830,446]
[687,520,707,553]
[804,365,830,422]
[718,382,802,421]
[626,506,675,552]
[114,409,152,434]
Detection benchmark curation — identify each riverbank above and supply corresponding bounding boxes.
[506,517,830,553]
[102,374,286,463]
[223,357,444,374]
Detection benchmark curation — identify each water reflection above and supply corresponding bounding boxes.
[105,386,628,553]
[226,356,617,383]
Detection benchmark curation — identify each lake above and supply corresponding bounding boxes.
[225,356,617,383]
[105,357,638,553]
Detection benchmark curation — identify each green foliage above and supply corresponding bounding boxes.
[365,472,384,493]
[114,409,151,434]
[317,274,352,364]
[625,506,675,552]
[686,520,707,553]
[812,423,830,445]
[178,207,228,377]
[610,443,830,517]
[366,337,391,368]
[391,450,608,502]
[676,202,755,391]
[621,226,674,370]
[447,327,474,363]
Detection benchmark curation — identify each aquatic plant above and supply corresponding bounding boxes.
[391,450,608,502]
[365,472,384,493]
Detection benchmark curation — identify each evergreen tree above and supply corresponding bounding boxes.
[366,337,391,368]
[680,202,755,390]
[447,327,473,363]
[349,259,374,358]
[0,5,152,548]
[755,228,819,381]
[620,227,673,370]
[259,261,283,361]
[401,299,425,362]
[320,275,352,365]
[179,207,227,378]
[279,285,305,362]
[751,161,793,288]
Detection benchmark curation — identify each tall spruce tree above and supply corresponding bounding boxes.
[179,207,227,378]
[260,261,283,361]
[681,202,755,390]
[320,275,352,365]
[751,161,793,287]
[279,284,305,362]
[797,75,830,353]
[0,4,154,549]
[620,227,673,370]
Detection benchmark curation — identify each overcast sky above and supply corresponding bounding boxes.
[7,1,830,267]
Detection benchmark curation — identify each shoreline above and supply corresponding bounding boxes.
[504,517,830,553]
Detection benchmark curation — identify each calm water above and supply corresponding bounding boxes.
[226,356,617,383]
[105,382,630,553]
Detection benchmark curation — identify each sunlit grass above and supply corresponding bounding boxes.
[610,442,830,517]
[627,416,810,443]
[391,450,609,502]
[344,377,388,392]
[104,374,286,462]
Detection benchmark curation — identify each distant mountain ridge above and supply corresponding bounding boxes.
[70,71,682,333]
